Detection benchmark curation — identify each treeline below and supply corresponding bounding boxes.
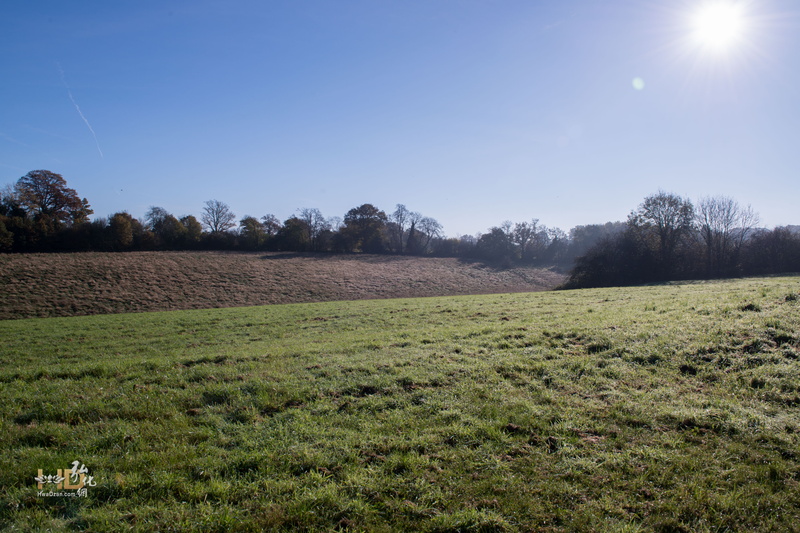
[562,191,800,288]
[3,171,799,284]
[0,170,613,267]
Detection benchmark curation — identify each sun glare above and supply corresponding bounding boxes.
[691,2,746,53]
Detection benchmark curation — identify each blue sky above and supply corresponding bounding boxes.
[2,0,798,236]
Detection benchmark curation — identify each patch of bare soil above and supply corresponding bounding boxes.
[0,252,565,319]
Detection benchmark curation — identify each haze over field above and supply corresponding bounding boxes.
[2,1,799,235]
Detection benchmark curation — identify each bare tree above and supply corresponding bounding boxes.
[390,204,426,254]
[418,216,443,253]
[387,205,405,253]
[297,208,331,251]
[512,219,541,262]
[696,196,760,276]
[261,214,282,237]
[390,204,410,253]
[145,206,170,230]
[327,216,343,232]
[0,184,17,213]
[201,200,236,234]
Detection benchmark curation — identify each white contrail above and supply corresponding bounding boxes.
[57,63,104,159]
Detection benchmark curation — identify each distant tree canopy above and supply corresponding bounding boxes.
[15,170,93,226]
[0,171,93,251]
[477,227,516,265]
[2,170,799,286]
[627,191,694,279]
[239,216,266,250]
[109,212,136,250]
[276,216,311,251]
[340,204,388,253]
[562,191,798,289]
[181,215,203,245]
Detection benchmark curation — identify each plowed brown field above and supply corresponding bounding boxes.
[0,252,564,319]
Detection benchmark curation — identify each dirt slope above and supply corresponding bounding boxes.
[0,251,564,319]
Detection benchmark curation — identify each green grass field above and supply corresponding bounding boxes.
[2,277,800,532]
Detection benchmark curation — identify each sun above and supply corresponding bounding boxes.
[691,2,746,53]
